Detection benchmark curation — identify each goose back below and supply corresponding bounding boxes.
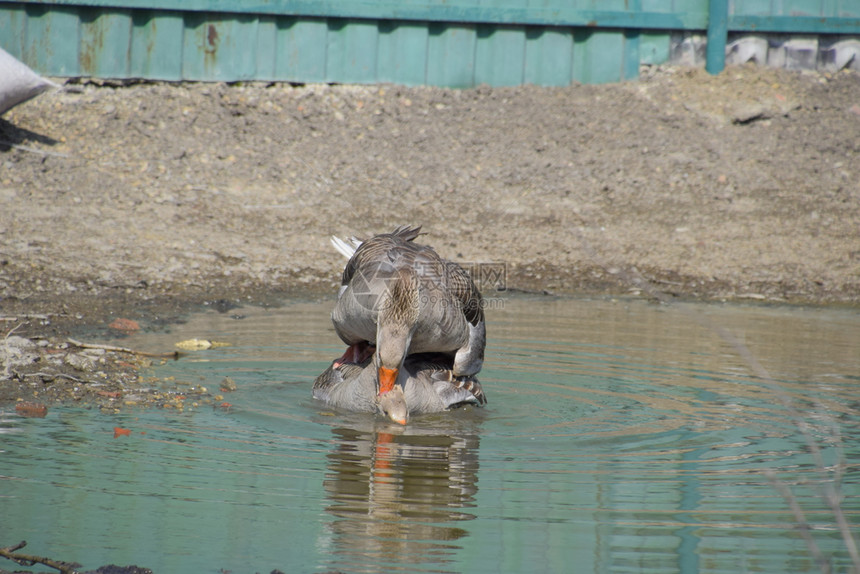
[332,226,484,360]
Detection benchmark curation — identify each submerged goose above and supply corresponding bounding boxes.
[313,353,487,424]
[329,226,486,420]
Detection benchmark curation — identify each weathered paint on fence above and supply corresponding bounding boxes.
[0,0,858,86]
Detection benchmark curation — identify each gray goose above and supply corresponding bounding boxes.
[313,353,486,422]
[329,226,486,423]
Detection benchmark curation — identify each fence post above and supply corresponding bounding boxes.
[706,0,728,74]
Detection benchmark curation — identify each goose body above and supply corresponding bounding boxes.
[332,226,485,369]
[328,226,487,424]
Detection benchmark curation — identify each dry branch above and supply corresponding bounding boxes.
[0,540,80,574]
[0,140,70,158]
[0,314,51,321]
[67,338,180,359]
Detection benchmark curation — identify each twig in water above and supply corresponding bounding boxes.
[67,338,179,359]
[15,371,86,384]
[766,470,830,574]
[0,540,80,574]
[0,314,51,321]
[3,323,23,339]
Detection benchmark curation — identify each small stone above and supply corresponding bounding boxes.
[65,353,96,372]
[220,376,237,392]
[5,336,36,350]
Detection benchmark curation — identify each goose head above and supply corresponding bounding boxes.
[374,269,419,424]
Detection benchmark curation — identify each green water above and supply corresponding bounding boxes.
[2,296,859,573]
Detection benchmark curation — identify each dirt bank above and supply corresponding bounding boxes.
[1,64,859,406]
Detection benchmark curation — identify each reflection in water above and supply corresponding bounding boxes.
[322,417,481,573]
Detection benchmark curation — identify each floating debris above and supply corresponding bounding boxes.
[175,339,231,351]
[15,401,47,418]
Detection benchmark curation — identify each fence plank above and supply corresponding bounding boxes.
[524,28,574,87]
[275,17,327,83]
[25,5,79,75]
[1,0,858,86]
[255,15,277,81]
[474,25,526,87]
[0,3,26,56]
[377,21,429,86]
[573,30,626,84]
[426,23,477,88]
[326,19,378,84]
[80,9,132,77]
[639,32,671,65]
[129,11,184,80]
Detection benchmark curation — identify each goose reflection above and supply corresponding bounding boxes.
[320,416,482,572]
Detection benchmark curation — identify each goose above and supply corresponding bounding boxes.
[313,353,486,423]
[328,226,486,422]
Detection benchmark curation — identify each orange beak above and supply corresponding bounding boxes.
[378,366,398,395]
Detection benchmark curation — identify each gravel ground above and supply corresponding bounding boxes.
[1,63,859,407]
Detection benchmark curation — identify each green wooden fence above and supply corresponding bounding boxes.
[1,0,859,86]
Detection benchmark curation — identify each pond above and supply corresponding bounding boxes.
[2,296,859,573]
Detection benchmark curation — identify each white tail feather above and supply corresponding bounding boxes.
[330,235,362,259]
